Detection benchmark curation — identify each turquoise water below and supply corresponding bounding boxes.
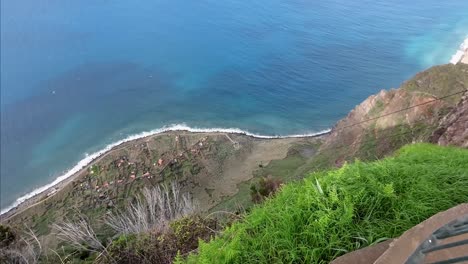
[1,0,467,211]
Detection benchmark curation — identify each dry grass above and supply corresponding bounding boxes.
[52,216,106,254]
[0,228,42,264]
[107,182,195,235]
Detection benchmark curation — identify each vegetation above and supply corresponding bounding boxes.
[0,226,42,264]
[53,216,106,254]
[106,183,194,235]
[3,64,467,263]
[106,216,219,264]
[183,144,468,263]
[250,176,283,203]
[368,99,385,117]
[0,225,16,248]
[401,63,468,105]
[47,182,198,263]
[212,143,321,213]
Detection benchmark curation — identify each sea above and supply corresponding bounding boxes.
[1,0,467,213]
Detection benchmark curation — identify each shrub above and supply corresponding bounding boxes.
[250,176,283,203]
[0,228,42,264]
[107,182,195,235]
[106,216,218,264]
[52,216,106,254]
[0,225,16,248]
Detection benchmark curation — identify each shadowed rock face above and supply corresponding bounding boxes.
[431,91,468,148]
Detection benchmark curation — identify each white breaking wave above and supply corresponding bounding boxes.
[449,36,468,64]
[0,124,330,215]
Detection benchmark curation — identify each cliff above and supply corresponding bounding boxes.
[430,90,468,147]
[182,65,468,264]
[313,63,468,169]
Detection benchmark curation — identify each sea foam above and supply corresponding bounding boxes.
[449,36,468,64]
[0,124,330,215]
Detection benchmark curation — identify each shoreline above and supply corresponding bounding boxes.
[450,37,468,64]
[2,35,466,220]
[0,125,331,219]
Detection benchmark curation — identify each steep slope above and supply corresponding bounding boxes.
[2,64,468,264]
[311,64,468,169]
[430,90,468,147]
[184,144,468,263]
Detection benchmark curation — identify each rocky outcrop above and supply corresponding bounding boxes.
[430,91,468,148]
[315,64,468,168]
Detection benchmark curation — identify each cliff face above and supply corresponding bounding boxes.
[315,64,468,168]
[430,91,468,147]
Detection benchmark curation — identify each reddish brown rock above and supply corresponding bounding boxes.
[431,91,468,148]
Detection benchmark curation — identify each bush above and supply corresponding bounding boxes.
[52,216,106,254]
[106,216,218,264]
[0,225,16,248]
[107,182,195,235]
[0,228,42,264]
[250,176,283,203]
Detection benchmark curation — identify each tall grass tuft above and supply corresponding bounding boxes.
[0,228,42,264]
[107,182,195,235]
[52,216,105,254]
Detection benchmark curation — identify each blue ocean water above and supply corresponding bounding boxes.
[1,0,467,211]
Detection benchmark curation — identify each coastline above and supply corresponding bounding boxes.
[2,35,467,221]
[0,125,331,219]
[450,37,468,64]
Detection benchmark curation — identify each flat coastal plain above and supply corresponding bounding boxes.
[1,131,325,245]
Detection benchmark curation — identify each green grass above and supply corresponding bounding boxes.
[182,144,468,263]
[402,63,468,105]
[255,155,306,181]
[211,144,320,213]
[210,180,254,214]
[368,99,385,117]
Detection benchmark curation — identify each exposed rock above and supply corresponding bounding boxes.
[318,64,467,167]
[430,91,468,148]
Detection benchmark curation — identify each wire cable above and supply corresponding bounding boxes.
[332,89,467,132]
